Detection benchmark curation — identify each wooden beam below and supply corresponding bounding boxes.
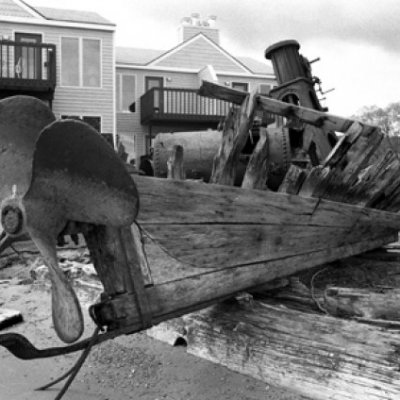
[324,287,400,320]
[167,145,185,180]
[198,80,247,105]
[101,232,397,337]
[199,80,362,133]
[241,127,269,190]
[183,299,400,400]
[210,88,258,185]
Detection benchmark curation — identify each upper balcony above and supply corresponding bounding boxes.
[140,87,231,125]
[0,40,56,98]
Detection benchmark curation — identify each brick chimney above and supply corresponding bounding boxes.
[178,14,219,44]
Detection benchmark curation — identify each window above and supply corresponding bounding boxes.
[232,82,249,92]
[61,38,79,86]
[117,74,136,112]
[61,37,101,87]
[61,115,102,132]
[83,39,100,87]
[259,84,272,95]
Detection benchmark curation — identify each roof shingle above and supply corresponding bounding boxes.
[35,6,114,25]
[0,0,35,18]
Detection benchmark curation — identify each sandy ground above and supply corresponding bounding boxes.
[0,251,307,400]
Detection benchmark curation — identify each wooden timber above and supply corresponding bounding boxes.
[146,249,400,400]
[183,300,400,400]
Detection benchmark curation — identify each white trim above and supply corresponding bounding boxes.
[0,15,115,32]
[116,63,275,79]
[12,28,45,38]
[60,36,102,89]
[14,0,45,19]
[148,33,252,74]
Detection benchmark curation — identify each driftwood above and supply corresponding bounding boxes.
[324,287,400,320]
[184,300,400,400]
[146,249,400,400]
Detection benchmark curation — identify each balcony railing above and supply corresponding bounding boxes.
[0,40,56,92]
[140,87,231,125]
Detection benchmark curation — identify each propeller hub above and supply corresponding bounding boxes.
[1,201,24,236]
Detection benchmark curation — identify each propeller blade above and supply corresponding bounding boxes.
[29,230,84,344]
[0,97,139,343]
[0,96,55,201]
[25,119,139,227]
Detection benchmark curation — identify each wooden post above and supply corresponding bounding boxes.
[167,145,185,180]
[210,88,259,186]
[241,127,269,190]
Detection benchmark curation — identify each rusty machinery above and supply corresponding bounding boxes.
[152,40,336,189]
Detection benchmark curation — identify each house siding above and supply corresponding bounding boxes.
[0,21,115,134]
[116,66,203,159]
[116,63,276,160]
[153,37,247,73]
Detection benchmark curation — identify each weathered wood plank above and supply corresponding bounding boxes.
[116,233,397,332]
[324,287,400,320]
[134,176,400,230]
[199,80,367,134]
[278,164,307,195]
[210,88,258,185]
[198,80,247,105]
[241,127,269,190]
[84,233,397,352]
[141,223,396,269]
[167,145,185,180]
[298,122,384,201]
[183,300,400,400]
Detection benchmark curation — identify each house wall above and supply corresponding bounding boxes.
[154,38,246,73]
[116,67,200,159]
[0,21,115,134]
[116,65,275,161]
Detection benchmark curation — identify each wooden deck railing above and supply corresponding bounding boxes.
[0,40,56,90]
[140,87,231,124]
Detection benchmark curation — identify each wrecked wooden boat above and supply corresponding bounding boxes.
[1,40,400,399]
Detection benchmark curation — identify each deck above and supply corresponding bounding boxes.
[140,87,231,125]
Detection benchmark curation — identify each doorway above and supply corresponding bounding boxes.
[145,76,164,111]
[15,33,42,79]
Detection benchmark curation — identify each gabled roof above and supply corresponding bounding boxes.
[116,33,273,75]
[237,56,273,75]
[116,47,164,66]
[148,33,252,74]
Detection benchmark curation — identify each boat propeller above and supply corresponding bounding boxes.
[0,95,139,343]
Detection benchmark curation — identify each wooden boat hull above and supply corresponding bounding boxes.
[89,174,396,331]
[135,175,400,272]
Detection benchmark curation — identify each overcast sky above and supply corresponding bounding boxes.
[30,0,400,117]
